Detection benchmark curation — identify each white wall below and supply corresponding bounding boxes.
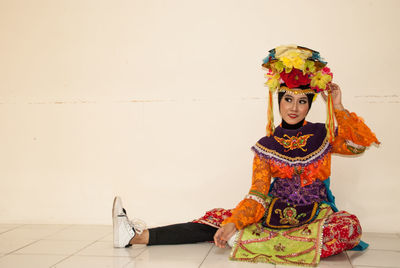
[0,0,398,232]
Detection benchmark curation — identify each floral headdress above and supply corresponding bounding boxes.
[263,45,335,142]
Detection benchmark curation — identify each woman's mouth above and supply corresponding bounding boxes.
[288,114,297,119]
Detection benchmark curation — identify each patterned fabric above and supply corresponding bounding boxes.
[321,211,362,258]
[230,205,333,266]
[244,194,269,209]
[269,177,328,205]
[256,123,329,161]
[194,208,363,260]
[274,133,314,152]
[223,110,379,231]
[253,121,332,190]
[223,155,271,230]
[262,197,319,229]
[331,109,380,154]
[192,208,232,228]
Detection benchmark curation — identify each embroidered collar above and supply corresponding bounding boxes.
[252,122,331,166]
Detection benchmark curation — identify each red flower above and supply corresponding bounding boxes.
[280,68,311,88]
[321,67,333,76]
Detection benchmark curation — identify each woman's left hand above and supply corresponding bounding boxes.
[214,223,237,248]
[321,83,345,111]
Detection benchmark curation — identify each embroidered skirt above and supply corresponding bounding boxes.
[194,207,362,266]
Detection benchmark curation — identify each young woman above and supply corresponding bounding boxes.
[112,45,379,266]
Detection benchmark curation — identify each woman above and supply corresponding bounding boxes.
[112,45,379,266]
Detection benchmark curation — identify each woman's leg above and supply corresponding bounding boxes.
[130,223,240,247]
[113,196,220,247]
[321,211,362,258]
[129,222,217,246]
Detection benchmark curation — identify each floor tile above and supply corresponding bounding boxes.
[347,249,400,267]
[76,241,146,257]
[0,228,12,234]
[131,259,202,268]
[0,225,66,240]
[13,240,92,255]
[318,252,352,268]
[67,224,112,230]
[201,246,273,267]
[0,254,67,268]
[0,224,23,229]
[362,232,400,251]
[0,237,36,254]
[0,225,21,234]
[16,224,70,230]
[134,243,213,267]
[99,233,113,242]
[52,255,133,268]
[353,266,396,268]
[44,225,111,241]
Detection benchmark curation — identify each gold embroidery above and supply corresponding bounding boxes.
[255,134,329,162]
[279,86,315,95]
[275,207,306,225]
[265,199,319,228]
[274,133,314,152]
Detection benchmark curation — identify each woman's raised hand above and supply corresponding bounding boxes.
[214,222,237,248]
[320,83,345,111]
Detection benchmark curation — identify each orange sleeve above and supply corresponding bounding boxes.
[332,109,380,155]
[222,154,271,230]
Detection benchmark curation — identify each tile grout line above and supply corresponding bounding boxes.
[344,251,354,268]
[48,240,98,267]
[2,224,75,257]
[49,230,112,267]
[122,247,148,268]
[131,244,149,260]
[0,225,25,235]
[3,240,42,257]
[198,244,214,268]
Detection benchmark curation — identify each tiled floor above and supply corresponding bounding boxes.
[0,224,399,267]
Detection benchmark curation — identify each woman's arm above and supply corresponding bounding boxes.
[322,83,380,155]
[214,154,271,248]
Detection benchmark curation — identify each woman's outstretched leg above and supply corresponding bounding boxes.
[112,196,217,248]
[146,222,217,245]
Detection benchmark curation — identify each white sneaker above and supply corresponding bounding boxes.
[112,196,145,248]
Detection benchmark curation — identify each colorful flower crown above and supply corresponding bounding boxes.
[263,45,335,142]
[262,45,333,93]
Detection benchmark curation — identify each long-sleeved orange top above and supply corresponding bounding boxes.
[223,109,380,230]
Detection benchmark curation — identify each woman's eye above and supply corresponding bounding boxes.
[299,99,307,104]
[285,97,292,102]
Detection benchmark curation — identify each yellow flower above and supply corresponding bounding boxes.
[280,51,305,70]
[266,73,280,92]
[272,61,284,73]
[310,72,332,90]
[303,60,316,74]
[275,46,312,71]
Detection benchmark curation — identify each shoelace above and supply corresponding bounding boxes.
[129,218,146,235]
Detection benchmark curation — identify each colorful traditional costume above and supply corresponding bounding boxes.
[194,45,380,266]
[120,45,380,267]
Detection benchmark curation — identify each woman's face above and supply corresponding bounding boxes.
[279,92,310,125]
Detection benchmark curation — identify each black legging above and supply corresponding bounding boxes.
[147,222,218,246]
